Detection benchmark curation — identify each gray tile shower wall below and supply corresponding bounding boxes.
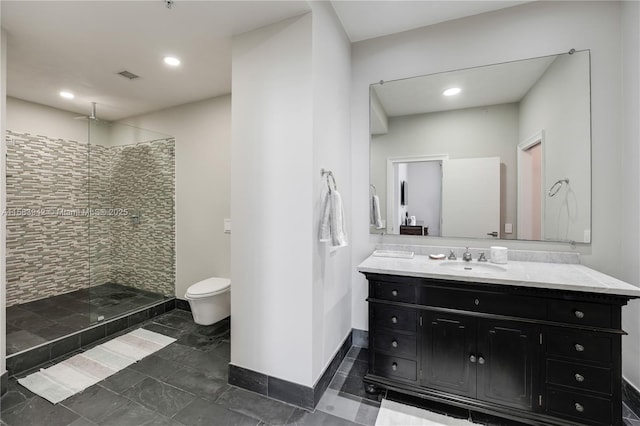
[89,143,113,288]
[5,130,175,306]
[109,139,175,297]
[6,131,90,306]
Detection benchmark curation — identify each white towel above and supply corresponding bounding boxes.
[371,194,382,229]
[319,189,348,248]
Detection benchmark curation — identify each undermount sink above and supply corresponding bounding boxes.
[439,261,507,273]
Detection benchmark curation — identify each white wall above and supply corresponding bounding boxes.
[119,96,231,300]
[351,2,626,355]
[519,53,591,243]
[620,0,640,393]
[232,14,315,386]
[232,6,351,388]
[371,104,518,237]
[310,1,352,384]
[1,27,7,379]
[7,97,87,142]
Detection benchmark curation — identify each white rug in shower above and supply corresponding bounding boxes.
[18,328,175,404]
[375,399,482,426]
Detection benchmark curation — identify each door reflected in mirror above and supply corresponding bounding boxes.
[369,50,591,243]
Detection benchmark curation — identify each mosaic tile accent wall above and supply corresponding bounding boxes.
[89,143,112,288]
[6,131,90,306]
[109,139,175,296]
[5,130,175,306]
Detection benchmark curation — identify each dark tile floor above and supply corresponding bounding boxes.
[2,308,639,426]
[6,283,168,355]
[1,310,365,426]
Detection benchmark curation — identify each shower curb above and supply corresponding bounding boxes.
[5,298,176,378]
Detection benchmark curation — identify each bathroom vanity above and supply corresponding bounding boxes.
[358,253,640,426]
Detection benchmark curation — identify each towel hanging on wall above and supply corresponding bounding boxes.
[319,169,348,248]
[370,185,382,229]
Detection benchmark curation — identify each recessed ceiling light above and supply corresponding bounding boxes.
[59,91,75,99]
[163,56,181,66]
[443,87,461,96]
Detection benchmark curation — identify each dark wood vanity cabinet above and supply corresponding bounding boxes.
[363,273,631,426]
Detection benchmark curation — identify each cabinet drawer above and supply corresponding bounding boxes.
[547,388,612,425]
[423,286,545,319]
[373,306,417,332]
[373,330,417,358]
[373,281,417,303]
[374,353,417,381]
[548,300,612,328]
[547,359,611,395]
[546,330,613,364]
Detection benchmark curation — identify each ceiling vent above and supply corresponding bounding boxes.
[117,70,140,80]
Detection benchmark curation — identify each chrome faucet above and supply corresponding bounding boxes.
[447,249,457,260]
[462,247,472,262]
[477,252,487,262]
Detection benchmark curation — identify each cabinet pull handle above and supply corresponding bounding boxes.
[391,289,398,296]
[469,355,477,363]
[574,310,585,319]
[574,402,584,413]
[574,343,585,352]
[391,362,398,371]
[478,356,485,365]
[391,340,398,348]
[391,316,398,324]
[575,373,585,383]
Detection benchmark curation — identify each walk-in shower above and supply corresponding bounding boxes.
[5,108,176,360]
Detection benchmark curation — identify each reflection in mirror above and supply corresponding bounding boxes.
[369,50,591,243]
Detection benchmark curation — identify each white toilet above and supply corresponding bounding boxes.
[184,277,231,325]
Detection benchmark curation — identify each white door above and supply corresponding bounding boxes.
[441,157,500,239]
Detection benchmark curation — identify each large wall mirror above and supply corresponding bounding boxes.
[369,50,591,243]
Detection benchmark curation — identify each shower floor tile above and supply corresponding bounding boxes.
[5,283,168,355]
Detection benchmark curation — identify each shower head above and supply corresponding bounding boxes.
[73,102,110,124]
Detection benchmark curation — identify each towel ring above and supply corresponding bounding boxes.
[548,178,569,197]
[370,184,377,195]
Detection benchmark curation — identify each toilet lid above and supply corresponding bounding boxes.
[186,277,231,298]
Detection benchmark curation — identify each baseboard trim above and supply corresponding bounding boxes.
[1,371,8,396]
[623,379,640,418]
[175,298,191,312]
[352,329,368,348]
[229,330,353,410]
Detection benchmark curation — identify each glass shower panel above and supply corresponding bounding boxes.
[4,120,93,354]
[88,120,175,324]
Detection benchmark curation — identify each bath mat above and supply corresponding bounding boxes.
[18,328,175,404]
[375,399,481,426]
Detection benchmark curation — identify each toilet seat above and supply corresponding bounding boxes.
[185,277,230,300]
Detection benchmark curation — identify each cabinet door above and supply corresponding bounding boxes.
[476,319,540,411]
[422,312,476,398]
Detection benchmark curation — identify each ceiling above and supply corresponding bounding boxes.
[372,54,556,119]
[1,0,531,121]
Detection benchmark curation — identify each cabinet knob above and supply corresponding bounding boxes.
[574,402,584,413]
[478,356,485,365]
[391,362,398,371]
[391,316,398,324]
[469,355,477,363]
[574,343,585,352]
[574,310,585,319]
[391,340,398,348]
[474,298,480,306]
[391,289,398,297]
[575,373,585,383]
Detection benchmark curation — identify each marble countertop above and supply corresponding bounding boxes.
[358,254,640,297]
